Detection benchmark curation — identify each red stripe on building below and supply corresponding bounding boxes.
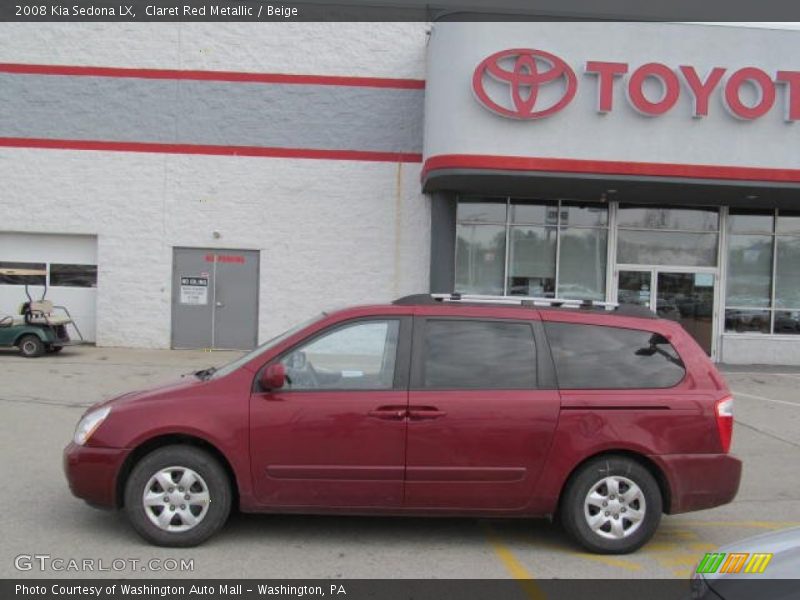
[0,137,423,163]
[422,154,800,184]
[0,63,425,90]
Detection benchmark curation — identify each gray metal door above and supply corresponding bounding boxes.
[171,248,259,350]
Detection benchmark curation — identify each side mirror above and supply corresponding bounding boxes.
[260,363,286,390]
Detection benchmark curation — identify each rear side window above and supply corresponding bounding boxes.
[421,320,536,389]
[544,322,685,389]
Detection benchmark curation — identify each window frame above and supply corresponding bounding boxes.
[724,209,800,336]
[256,316,413,393]
[49,263,98,288]
[0,261,47,286]
[455,196,609,299]
[409,316,556,391]
[543,320,687,390]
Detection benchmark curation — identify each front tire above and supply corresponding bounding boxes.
[124,445,231,547]
[560,455,662,554]
[18,335,45,358]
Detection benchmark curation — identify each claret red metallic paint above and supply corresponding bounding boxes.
[64,299,742,552]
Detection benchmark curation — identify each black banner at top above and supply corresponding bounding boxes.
[2,0,800,22]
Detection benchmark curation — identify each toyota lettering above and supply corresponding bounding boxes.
[473,48,800,121]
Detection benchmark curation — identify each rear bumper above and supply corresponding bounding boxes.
[651,453,742,514]
[63,442,129,509]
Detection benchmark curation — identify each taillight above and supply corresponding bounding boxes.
[715,396,734,453]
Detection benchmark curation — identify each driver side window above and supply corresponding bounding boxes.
[279,319,400,391]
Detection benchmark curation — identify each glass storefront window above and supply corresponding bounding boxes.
[776,236,800,309]
[617,230,718,267]
[725,234,773,307]
[728,210,774,234]
[725,309,771,334]
[561,202,608,227]
[456,199,507,223]
[724,210,800,334]
[617,206,719,231]
[509,201,558,225]
[558,228,607,300]
[454,198,608,299]
[777,211,800,235]
[508,226,557,297]
[454,224,506,295]
[774,311,800,335]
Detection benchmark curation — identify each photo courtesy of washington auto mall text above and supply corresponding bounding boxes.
[2,1,800,599]
[15,584,347,597]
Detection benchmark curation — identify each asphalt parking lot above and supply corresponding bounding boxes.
[1,347,798,580]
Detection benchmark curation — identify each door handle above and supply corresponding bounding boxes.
[367,406,407,420]
[216,301,224,307]
[407,407,447,420]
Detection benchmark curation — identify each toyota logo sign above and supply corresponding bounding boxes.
[472,48,578,119]
[473,47,800,122]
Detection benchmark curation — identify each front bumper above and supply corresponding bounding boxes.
[63,442,129,509]
[651,453,742,514]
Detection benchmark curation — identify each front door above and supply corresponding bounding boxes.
[655,271,715,356]
[249,317,411,508]
[171,248,259,350]
[404,317,561,510]
[617,269,717,356]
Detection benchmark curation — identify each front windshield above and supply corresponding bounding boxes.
[209,314,325,379]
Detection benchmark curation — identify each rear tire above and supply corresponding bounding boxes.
[560,455,662,554]
[18,335,45,358]
[124,445,231,547]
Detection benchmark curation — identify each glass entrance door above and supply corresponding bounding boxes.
[617,269,716,356]
[618,270,652,308]
[656,272,715,355]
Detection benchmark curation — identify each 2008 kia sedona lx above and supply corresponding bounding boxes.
[64,294,741,554]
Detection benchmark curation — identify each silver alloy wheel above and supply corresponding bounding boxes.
[21,339,38,355]
[142,466,210,532]
[583,475,646,540]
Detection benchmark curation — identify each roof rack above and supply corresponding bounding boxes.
[392,293,657,318]
[431,293,618,310]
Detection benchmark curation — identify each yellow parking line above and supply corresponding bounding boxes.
[659,554,703,567]
[482,524,547,600]
[673,568,692,578]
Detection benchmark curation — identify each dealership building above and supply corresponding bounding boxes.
[1,21,800,363]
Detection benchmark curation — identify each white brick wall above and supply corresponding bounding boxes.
[0,148,430,347]
[0,22,429,78]
[0,23,431,348]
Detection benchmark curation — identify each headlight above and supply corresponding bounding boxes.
[73,406,111,445]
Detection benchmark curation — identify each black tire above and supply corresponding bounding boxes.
[124,445,231,547]
[560,455,662,554]
[48,346,64,354]
[18,335,45,358]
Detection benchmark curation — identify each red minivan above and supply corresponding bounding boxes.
[63,294,741,554]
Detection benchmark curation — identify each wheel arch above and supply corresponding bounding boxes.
[14,329,48,346]
[115,434,240,510]
[556,450,672,515]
